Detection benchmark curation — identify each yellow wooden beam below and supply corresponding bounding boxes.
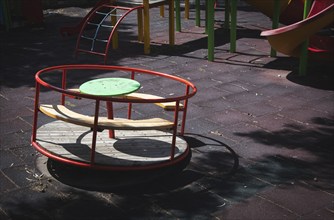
[143,0,150,54]
[169,0,175,46]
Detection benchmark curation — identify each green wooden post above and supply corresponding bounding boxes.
[205,1,208,34]
[230,0,237,53]
[175,0,181,31]
[270,0,280,57]
[224,0,230,29]
[195,0,200,26]
[2,0,11,30]
[207,0,215,61]
[299,0,311,76]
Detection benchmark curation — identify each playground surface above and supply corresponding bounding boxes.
[1,2,334,220]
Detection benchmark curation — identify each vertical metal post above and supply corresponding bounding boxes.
[180,85,190,135]
[143,0,150,54]
[270,0,280,57]
[205,1,208,34]
[207,0,215,61]
[111,8,119,49]
[128,71,135,119]
[3,0,11,30]
[137,8,144,42]
[91,100,100,165]
[224,0,230,29]
[169,0,175,46]
[170,100,180,160]
[195,0,200,26]
[160,5,164,17]
[175,0,181,31]
[106,101,115,138]
[185,0,189,19]
[230,0,237,53]
[299,0,311,76]
[32,82,40,142]
[61,69,67,105]
[127,103,132,119]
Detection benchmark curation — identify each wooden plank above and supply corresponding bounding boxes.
[39,104,174,130]
[64,89,183,111]
[122,92,184,111]
[36,121,188,166]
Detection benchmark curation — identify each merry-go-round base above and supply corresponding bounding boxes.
[34,120,189,170]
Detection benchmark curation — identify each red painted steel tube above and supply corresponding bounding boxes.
[103,5,144,63]
[127,102,133,119]
[34,65,196,104]
[76,49,106,57]
[128,70,136,119]
[32,64,197,171]
[180,85,190,135]
[31,142,94,168]
[61,69,67,105]
[170,100,180,160]
[106,101,115,138]
[31,141,190,171]
[90,99,101,164]
[74,4,142,63]
[31,82,40,142]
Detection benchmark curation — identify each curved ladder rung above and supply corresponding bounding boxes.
[95,10,123,17]
[87,22,114,29]
[95,11,109,16]
[75,4,142,63]
[81,35,108,43]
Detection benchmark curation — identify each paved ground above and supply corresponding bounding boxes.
[1,2,334,220]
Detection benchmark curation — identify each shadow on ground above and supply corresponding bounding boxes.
[234,116,334,189]
[42,133,239,194]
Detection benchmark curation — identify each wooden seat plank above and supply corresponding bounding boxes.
[122,92,184,111]
[39,104,174,130]
[65,89,183,111]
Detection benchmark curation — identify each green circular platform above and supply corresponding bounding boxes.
[79,77,141,96]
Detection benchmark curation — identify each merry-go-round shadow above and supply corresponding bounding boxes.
[43,133,239,194]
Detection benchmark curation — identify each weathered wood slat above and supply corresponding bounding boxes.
[65,89,183,110]
[122,92,184,111]
[36,121,188,166]
[39,104,174,130]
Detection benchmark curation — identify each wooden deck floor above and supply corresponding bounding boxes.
[36,120,188,167]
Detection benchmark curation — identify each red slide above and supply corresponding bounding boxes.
[261,0,334,60]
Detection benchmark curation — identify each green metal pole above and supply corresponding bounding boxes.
[3,0,11,30]
[195,0,200,26]
[230,0,237,53]
[224,0,230,29]
[175,0,181,31]
[207,0,215,61]
[299,0,311,76]
[205,1,208,34]
[270,0,280,57]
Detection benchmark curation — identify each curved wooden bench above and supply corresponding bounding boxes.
[122,92,184,111]
[39,104,174,130]
[65,89,183,111]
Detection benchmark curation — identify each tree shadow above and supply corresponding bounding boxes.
[43,0,101,9]
[0,8,155,88]
[261,48,334,91]
[234,116,334,188]
[0,133,240,219]
[43,133,239,195]
[0,5,273,89]
[286,64,334,91]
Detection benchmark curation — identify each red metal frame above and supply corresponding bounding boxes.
[32,64,197,171]
[75,4,143,64]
